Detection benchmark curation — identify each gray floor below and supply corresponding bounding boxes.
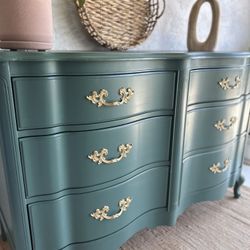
[242,165,250,187]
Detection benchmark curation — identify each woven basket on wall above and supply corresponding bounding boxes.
[75,0,165,50]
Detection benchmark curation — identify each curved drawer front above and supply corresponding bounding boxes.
[181,142,236,196]
[20,117,172,197]
[188,68,246,105]
[13,72,176,130]
[28,167,169,250]
[184,101,243,154]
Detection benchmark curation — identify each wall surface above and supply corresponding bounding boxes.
[52,0,250,51]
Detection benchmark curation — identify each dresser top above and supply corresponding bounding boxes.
[0,51,250,62]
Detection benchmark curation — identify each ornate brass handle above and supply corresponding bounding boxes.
[88,144,132,165]
[214,117,237,131]
[218,76,241,90]
[209,159,230,174]
[86,87,134,107]
[90,197,132,221]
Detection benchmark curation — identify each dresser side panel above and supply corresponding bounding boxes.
[0,126,12,237]
[0,62,32,250]
[167,61,190,224]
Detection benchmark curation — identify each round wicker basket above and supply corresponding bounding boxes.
[75,0,165,50]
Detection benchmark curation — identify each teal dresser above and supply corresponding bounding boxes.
[0,52,249,250]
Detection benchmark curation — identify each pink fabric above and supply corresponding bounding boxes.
[0,0,53,49]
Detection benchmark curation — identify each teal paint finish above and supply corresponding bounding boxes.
[20,117,172,197]
[246,67,250,94]
[188,67,247,105]
[240,96,250,134]
[182,141,236,196]
[0,80,13,245]
[234,135,247,174]
[0,52,249,250]
[178,177,231,217]
[28,167,169,250]
[13,72,176,130]
[62,208,171,250]
[184,100,244,154]
[0,63,32,250]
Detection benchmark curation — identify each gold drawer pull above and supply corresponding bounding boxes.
[88,144,132,165]
[91,197,132,221]
[218,76,241,90]
[214,116,237,131]
[86,87,134,107]
[209,159,230,174]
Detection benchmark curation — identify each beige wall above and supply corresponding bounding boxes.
[52,0,250,51]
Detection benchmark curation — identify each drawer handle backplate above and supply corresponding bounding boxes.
[86,87,134,107]
[209,159,230,174]
[214,116,237,131]
[218,76,241,90]
[88,144,132,165]
[90,197,132,221]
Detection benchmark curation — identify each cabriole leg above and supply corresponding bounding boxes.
[234,175,245,199]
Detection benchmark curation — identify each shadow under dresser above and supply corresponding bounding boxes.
[0,52,249,250]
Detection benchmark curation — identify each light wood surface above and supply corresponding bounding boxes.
[187,0,220,51]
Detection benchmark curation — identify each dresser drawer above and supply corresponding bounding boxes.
[13,72,176,130]
[20,116,172,197]
[181,142,236,195]
[188,68,246,105]
[184,101,243,154]
[28,166,169,250]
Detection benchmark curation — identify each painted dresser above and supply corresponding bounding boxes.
[0,52,249,250]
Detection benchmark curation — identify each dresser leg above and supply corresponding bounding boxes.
[233,175,245,199]
[0,221,7,241]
